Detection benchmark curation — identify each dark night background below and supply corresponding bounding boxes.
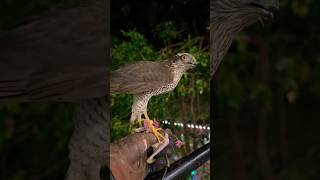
[214,0,320,179]
[0,0,320,179]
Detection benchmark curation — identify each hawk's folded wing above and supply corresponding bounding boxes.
[110,61,173,94]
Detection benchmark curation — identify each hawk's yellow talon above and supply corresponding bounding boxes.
[152,128,165,142]
[147,157,156,164]
[143,114,165,143]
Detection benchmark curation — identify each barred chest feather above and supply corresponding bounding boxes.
[131,69,184,115]
[150,69,184,96]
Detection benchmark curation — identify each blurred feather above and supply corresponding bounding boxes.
[0,0,108,102]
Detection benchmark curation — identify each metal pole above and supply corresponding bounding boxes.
[145,143,210,180]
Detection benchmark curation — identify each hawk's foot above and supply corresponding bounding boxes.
[134,118,144,128]
[147,157,157,164]
[152,128,166,143]
[143,118,165,143]
[130,117,144,133]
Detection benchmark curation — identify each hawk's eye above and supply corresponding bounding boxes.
[181,55,187,61]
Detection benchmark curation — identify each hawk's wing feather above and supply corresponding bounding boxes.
[0,0,107,102]
[0,68,108,102]
[110,61,173,94]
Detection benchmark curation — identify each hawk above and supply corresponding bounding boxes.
[110,53,197,162]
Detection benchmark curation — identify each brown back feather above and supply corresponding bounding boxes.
[110,61,173,94]
[0,0,108,102]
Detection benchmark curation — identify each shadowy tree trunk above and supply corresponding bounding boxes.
[229,111,248,180]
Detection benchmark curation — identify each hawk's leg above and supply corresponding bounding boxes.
[133,111,169,164]
[130,113,144,129]
[142,112,170,164]
[134,115,145,132]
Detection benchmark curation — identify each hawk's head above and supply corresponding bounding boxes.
[211,0,279,25]
[172,53,197,71]
[210,0,279,76]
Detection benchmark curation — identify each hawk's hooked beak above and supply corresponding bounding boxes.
[247,0,279,26]
[190,60,197,68]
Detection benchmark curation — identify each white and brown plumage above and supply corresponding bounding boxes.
[110,53,196,163]
[111,53,197,124]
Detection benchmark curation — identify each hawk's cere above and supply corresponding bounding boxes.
[110,53,197,162]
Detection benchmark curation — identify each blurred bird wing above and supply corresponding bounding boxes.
[110,61,173,94]
[0,1,107,102]
[0,67,108,102]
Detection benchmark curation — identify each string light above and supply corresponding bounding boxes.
[161,121,210,130]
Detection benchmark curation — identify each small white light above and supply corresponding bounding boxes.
[207,127,210,130]
[181,124,184,127]
[195,125,198,128]
[191,124,194,128]
[199,126,202,129]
